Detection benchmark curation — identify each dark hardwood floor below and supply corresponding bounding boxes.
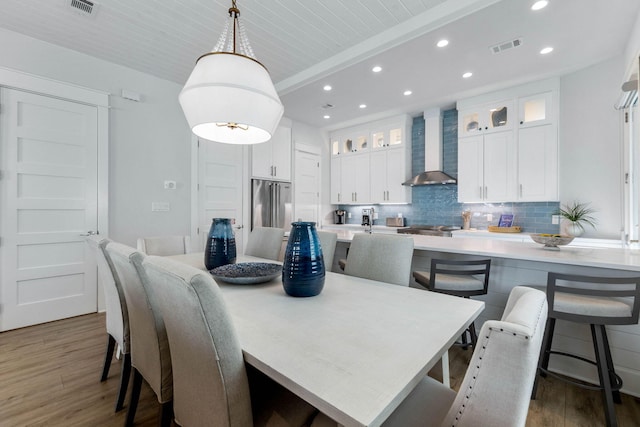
[1,313,638,426]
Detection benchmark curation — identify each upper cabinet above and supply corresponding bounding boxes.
[458,100,514,137]
[330,115,411,205]
[252,124,292,181]
[518,91,553,128]
[331,127,369,156]
[457,79,559,203]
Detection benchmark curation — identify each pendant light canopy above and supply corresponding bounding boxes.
[179,1,284,144]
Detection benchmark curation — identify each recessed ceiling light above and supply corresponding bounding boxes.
[436,39,449,48]
[531,1,548,11]
[323,115,330,119]
[540,47,554,54]
[403,90,412,96]
[359,104,367,109]
[462,72,473,79]
[372,66,382,73]
[323,85,332,91]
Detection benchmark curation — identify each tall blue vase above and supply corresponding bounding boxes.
[204,218,236,271]
[282,222,325,297]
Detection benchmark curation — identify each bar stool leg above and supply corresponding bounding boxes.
[592,324,618,427]
[532,317,555,399]
[600,326,622,404]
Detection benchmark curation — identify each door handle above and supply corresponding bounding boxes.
[80,230,98,236]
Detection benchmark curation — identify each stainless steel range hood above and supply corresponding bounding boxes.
[403,108,457,186]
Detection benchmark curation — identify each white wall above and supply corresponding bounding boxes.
[559,55,626,239]
[0,28,192,246]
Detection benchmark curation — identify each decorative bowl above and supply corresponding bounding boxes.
[210,262,281,285]
[530,234,574,250]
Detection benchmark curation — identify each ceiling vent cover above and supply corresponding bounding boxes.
[490,38,523,54]
[321,103,334,110]
[68,0,99,17]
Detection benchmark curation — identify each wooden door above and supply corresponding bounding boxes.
[198,139,245,254]
[0,88,99,331]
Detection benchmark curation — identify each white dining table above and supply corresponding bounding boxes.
[167,253,484,427]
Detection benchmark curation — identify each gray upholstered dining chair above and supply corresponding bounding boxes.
[140,255,319,427]
[343,233,414,286]
[87,236,130,412]
[311,286,548,427]
[137,235,191,256]
[317,231,338,272]
[244,227,285,261]
[105,242,173,427]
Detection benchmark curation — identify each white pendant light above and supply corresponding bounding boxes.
[179,1,284,144]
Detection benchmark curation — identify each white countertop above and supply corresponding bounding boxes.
[330,230,640,272]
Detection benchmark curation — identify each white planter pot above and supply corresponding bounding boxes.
[566,223,584,237]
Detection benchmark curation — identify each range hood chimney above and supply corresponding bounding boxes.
[403,108,457,186]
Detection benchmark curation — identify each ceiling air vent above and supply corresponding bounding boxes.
[321,103,334,109]
[68,0,99,17]
[490,38,523,54]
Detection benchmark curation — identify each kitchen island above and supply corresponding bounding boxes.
[329,230,640,397]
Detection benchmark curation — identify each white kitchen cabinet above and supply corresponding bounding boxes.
[330,156,342,204]
[518,91,553,128]
[458,99,514,137]
[251,125,291,180]
[341,153,370,204]
[330,114,411,205]
[517,124,558,201]
[458,131,516,203]
[370,147,411,203]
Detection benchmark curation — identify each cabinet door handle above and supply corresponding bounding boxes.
[485,186,488,199]
[355,192,357,201]
[338,193,341,202]
[479,186,483,198]
[274,166,277,176]
[520,184,523,197]
[520,121,524,125]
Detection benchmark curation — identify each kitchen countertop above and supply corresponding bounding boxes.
[330,230,640,273]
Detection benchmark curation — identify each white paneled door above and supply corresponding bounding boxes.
[0,88,99,331]
[198,139,245,253]
[293,150,320,223]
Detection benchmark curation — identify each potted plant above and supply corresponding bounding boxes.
[557,201,597,237]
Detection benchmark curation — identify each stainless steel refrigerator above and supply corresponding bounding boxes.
[251,179,292,232]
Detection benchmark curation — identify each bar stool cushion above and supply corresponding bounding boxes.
[554,293,633,318]
[413,271,484,291]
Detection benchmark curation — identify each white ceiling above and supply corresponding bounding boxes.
[0,0,638,130]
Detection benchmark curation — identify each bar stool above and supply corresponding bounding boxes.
[531,272,640,427]
[412,258,491,348]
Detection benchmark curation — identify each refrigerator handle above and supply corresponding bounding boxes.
[274,183,279,227]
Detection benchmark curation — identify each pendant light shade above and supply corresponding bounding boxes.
[179,1,284,144]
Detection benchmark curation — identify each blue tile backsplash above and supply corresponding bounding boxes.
[338,109,560,234]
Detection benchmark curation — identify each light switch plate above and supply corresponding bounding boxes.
[552,215,560,225]
[152,202,170,212]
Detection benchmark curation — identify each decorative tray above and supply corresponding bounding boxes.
[209,262,282,285]
[488,226,522,233]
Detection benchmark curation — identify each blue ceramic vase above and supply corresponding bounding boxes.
[282,222,325,297]
[204,218,237,271]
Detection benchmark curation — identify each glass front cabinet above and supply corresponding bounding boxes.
[458,100,514,137]
[330,115,411,204]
